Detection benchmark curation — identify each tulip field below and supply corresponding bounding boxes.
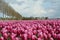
[0,20,60,40]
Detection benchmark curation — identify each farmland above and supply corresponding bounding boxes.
[0,20,60,40]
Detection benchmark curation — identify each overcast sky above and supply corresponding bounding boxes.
[4,0,60,18]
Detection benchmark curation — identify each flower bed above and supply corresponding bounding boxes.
[0,20,60,40]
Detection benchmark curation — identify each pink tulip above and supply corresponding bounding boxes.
[20,34,24,40]
[38,38,42,40]
[12,28,17,34]
[50,37,54,40]
[32,35,37,40]
[28,32,33,39]
[48,33,51,38]
[15,37,20,40]
[10,33,16,40]
[1,28,8,33]
[57,34,60,38]
[33,30,37,35]
[38,32,43,39]
[3,33,8,39]
[43,33,47,40]
[23,34,28,40]
[0,36,4,40]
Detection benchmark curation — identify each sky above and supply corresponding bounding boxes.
[4,0,60,18]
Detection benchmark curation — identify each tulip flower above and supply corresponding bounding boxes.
[32,35,37,40]
[2,33,8,39]
[23,34,28,40]
[0,36,4,40]
[38,38,42,40]
[50,37,54,40]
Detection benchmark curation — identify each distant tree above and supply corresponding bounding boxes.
[45,17,48,19]
[0,0,22,20]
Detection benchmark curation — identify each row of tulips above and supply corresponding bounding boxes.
[0,20,60,40]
